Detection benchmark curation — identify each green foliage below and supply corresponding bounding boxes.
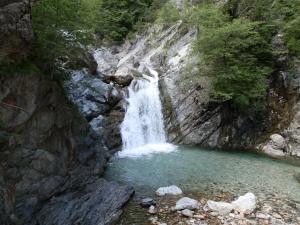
[223,0,300,57]
[192,4,273,107]
[31,0,99,76]
[156,2,180,26]
[97,0,165,42]
[284,17,300,56]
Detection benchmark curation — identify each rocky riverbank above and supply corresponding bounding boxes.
[139,186,300,225]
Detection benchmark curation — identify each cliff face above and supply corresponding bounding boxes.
[0,2,133,225]
[0,0,33,64]
[0,75,133,225]
[160,27,300,157]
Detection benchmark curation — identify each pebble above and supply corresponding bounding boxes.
[193,214,205,219]
[272,213,282,219]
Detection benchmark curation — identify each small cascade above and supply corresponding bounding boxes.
[117,23,182,157]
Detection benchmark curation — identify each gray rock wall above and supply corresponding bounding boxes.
[0,0,33,64]
[0,75,134,225]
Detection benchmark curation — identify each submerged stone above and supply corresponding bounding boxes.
[141,198,156,207]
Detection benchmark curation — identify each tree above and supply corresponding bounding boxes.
[192,5,273,107]
[96,0,157,42]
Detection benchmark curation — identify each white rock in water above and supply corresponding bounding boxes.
[207,200,234,215]
[232,192,256,214]
[181,209,194,217]
[175,197,200,210]
[148,205,157,214]
[156,185,183,196]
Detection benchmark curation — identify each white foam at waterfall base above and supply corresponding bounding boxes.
[117,143,176,158]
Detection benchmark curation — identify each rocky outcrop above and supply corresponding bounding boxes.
[0,75,133,225]
[160,28,299,152]
[65,48,128,153]
[0,0,33,64]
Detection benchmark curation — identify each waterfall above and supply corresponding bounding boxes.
[121,66,166,148]
[118,64,175,158]
[116,23,182,157]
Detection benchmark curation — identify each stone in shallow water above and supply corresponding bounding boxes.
[207,200,234,215]
[156,185,183,196]
[141,198,156,207]
[232,192,256,214]
[175,197,200,210]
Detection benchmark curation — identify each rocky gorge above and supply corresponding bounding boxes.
[1,0,300,225]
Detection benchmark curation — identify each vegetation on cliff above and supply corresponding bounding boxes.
[174,0,300,108]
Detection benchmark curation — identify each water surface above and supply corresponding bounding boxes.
[105,146,300,224]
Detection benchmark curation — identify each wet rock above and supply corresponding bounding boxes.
[175,197,200,210]
[141,198,156,207]
[232,193,256,214]
[207,200,234,215]
[156,185,183,196]
[181,209,194,217]
[104,74,133,87]
[94,48,119,76]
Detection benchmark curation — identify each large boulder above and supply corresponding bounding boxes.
[32,178,134,225]
[231,193,257,214]
[262,134,286,158]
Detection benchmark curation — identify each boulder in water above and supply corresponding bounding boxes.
[231,192,256,214]
[207,200,234,215]
[156,185,183,196]
[175,197,200,210]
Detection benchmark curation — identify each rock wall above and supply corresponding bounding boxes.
[0,0,33,64]
[0,75,133,225]
[160,27,300,156]
[0,2,133,224]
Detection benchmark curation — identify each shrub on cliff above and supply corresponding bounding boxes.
[191,4,273,108]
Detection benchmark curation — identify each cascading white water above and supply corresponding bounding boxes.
[117,23,182,157]
[121,66,166,149]
[118,64,175,158]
